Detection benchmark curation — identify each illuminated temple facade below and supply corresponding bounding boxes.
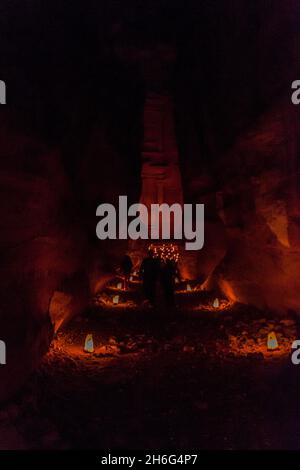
[138,91,183,238]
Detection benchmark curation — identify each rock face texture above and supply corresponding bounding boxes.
[174,1,300,311]
[79,122,141,295]
[0,105,140,402]
[211,97,300,313]
[0,111,90,402]
[140,92,183,212]
[181,174,227,283]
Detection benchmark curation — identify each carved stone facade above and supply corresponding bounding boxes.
[139,92,183,238]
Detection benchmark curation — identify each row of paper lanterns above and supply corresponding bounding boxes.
[83,331,279,354]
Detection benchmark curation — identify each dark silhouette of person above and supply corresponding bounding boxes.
[120,254,133,290]
[140,249,160,306]
[160,259,176,309]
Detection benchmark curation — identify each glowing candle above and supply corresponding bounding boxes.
[213,298,220,308]
[186,284,192,292]
[113,295,120,305]
[267,332,278,350]
[117,282,122,289]
[84,334,94,353]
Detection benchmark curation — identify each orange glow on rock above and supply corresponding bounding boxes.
[219,280,237,302]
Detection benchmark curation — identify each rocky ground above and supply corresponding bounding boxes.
[1,300,300,450]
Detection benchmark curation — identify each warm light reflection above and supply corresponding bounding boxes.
[94,292,137,310]
[49,314,296,365]
[228,331,294,359]
[192,299,234,312]
[219,279,237,302]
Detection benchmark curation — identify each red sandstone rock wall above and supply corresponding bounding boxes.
[212,96,300,313]
[0,111,89,402]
